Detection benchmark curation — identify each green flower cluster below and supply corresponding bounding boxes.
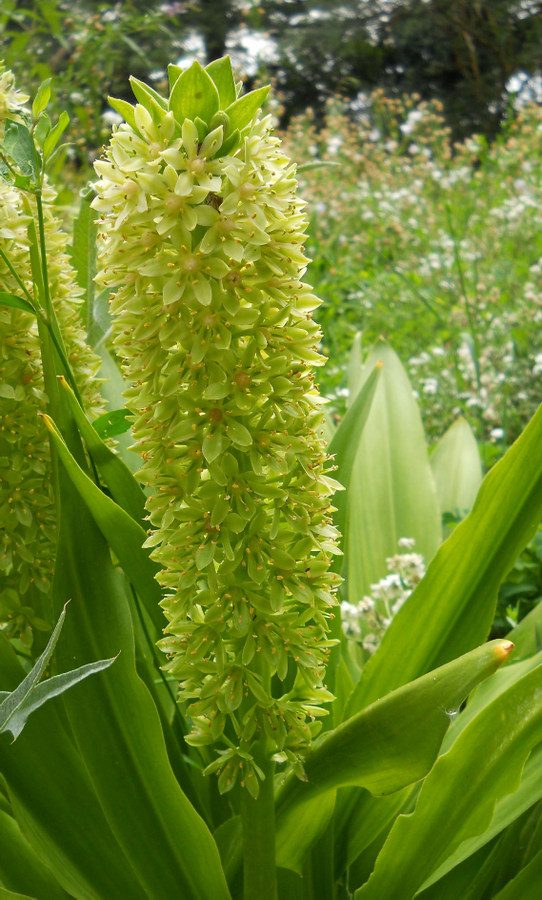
[0,68,103,650]
[93,58,341,792]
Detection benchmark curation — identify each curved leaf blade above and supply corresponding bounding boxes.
[277,640,512,811]
[356,661,542,899]
[348,401,542,715]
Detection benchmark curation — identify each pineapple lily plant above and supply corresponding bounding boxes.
[0,59,542,900]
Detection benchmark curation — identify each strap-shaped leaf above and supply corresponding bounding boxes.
[47,461,231,898]
[347,400,542,716]
[0,292,35,315]
[344,341,441,603]
[355,660,542,899]
[57,376,145,526]
[492,847,542,899]
[0,636,145,899]
[0,808,69,899]
[418,741,542,893]
[42,413,163,632]
[430,416,482,521]
[328,361,381,546]
[276,640,512,813]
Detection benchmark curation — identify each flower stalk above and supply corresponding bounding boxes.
[0,66,103,651]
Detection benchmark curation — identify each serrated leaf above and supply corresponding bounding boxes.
[169,61,220,126]
[0,292,35,315]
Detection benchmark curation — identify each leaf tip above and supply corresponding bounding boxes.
[494,640,514,663]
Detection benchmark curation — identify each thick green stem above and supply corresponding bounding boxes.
[240,755,277,900]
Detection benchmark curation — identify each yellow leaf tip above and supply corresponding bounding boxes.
[494,640,514,662]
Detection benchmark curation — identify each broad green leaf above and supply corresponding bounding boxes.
[323,362,380,700]
[493,846,542,899]
[169,61,220,126]
[418,742,542,893]
[430,416,482,521]
[43,111,69,159]
[346,331,363,406]
[42,414,162,631]
[93,407,131,439]
[0,292,35,315]
[205,56,236,108]
[31,77,51,118]
[3,120,37,179]
[0,808,70,899]
[276,791,336,875]
[276,640,512,812]
[328,361,381,546]
[345,341,441,602]
[0,604,116,740]
[0,633,148,899]
[225,87,270,133]
[48,463,231,898]
[347,401,542,715]
[356,661,542,899]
